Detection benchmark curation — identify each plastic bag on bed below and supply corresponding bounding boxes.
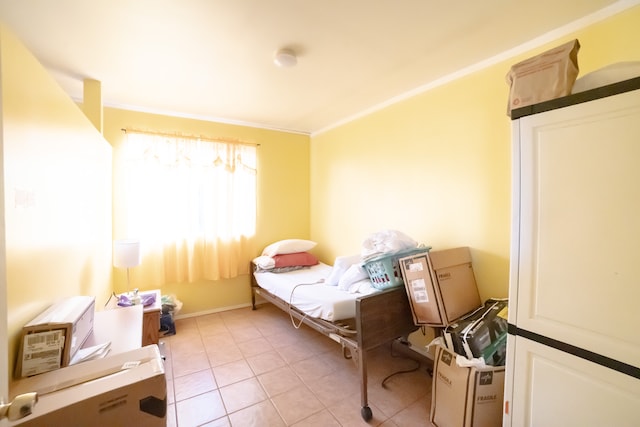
[361,229,418,261]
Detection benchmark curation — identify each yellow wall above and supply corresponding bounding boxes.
[1,6,637,388]
[0,25,113,384]
[310,6,640,302]
[102,108,310,315]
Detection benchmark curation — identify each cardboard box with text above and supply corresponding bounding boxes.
[430,345,505,427]
[15,296,95,378]
[399,247,481,327]
[8,345,166,426]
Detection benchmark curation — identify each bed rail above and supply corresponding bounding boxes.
[357,287,417,350]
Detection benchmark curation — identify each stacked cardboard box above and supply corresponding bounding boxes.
[398,247,508,426]
[15,296,96,378]
[398,248,508,362]
[430,302,508,426]
[9,345,166,426]
[398,247,481,327]
[430,345,505,427]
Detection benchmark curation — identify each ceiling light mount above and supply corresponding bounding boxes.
[273,48,297,68]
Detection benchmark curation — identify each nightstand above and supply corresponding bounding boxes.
[139,289,162,346]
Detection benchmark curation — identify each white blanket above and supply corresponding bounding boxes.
[361,229,418,261]
[253,263,378,321]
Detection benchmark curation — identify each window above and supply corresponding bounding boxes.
[116,130,257,285]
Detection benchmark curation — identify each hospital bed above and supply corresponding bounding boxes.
[250,261,417,421]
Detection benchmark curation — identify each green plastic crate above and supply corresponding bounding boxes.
[364,247,431,290]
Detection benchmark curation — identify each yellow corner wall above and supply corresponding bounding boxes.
[1,25,113,385]
[310,5,640,302]
[2,7,636,390]
[102,108,310,315]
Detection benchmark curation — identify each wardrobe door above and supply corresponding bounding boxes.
[505,87,640,427]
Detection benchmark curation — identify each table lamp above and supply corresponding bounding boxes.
[113,239,141,294]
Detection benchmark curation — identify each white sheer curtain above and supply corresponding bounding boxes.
[118,131,257,285]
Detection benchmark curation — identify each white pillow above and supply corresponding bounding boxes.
[253,255,275,270]
[262,239,317,257]
[337,263,370,291]
[326,254,361,286]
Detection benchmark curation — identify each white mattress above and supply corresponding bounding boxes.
[253,263,366,321]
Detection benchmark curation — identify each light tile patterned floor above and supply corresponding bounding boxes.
[161,304,433,426]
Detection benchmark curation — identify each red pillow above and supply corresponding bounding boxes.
[272,252,319,268]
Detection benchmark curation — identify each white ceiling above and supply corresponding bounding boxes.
[0,0,630,134]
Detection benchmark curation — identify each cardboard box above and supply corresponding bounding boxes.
[15,296,95,378]
[9,345,166,426]
[399,247,481,327]
[430,345,505,427]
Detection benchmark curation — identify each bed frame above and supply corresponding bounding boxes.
[250,262,418,421]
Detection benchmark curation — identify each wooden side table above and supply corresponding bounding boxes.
[140,289,162,346]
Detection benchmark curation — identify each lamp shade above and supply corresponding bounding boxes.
[113,239,141,268]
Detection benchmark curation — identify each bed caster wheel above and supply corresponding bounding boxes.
[361,406,372,421]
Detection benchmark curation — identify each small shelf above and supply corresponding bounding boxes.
[139,290,162,346]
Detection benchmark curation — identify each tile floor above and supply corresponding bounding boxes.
[161,303,434,426]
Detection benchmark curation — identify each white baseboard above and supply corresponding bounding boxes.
[173,302,254,320]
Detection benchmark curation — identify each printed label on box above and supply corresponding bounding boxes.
[479,371,494,385]
[438,272,451,281]
[408,261,424,272]
[22,330,64,377]
[410,279,429,303]
[122,361,141,369]
[440,349,453,366]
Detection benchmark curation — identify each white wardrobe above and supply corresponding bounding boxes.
[504,77,640,426]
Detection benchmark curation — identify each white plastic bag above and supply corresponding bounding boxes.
[361,229,418,260]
